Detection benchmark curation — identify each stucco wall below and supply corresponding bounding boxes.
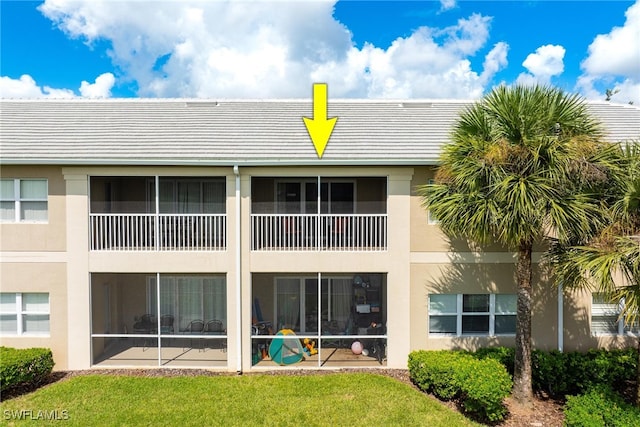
[0,262,69,370]
[0,166,66,252]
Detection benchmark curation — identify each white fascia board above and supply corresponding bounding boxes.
[0,158,441,167]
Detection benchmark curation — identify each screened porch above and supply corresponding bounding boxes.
[251,273,387,368]
[91,273,228,368]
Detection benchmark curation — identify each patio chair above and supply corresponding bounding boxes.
[160,315,174,346]
[160,315,175,334]
[132,314,157,334]
[204,319,226,352]
[183,319,205,351]
[132,314,157,349]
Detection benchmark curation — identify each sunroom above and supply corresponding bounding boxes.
[251,176,387,251]
[90,273,228,367]
[251,273,387,368]
[89,176,226,251]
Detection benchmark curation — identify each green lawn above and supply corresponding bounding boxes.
[0,373,480,426]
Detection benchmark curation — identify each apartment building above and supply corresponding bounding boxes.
[1,99,639,371]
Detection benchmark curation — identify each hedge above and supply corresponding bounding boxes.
[564,386,640,427]
[471,347,637,399]
[408,350,512,422]
[0,347,54,393]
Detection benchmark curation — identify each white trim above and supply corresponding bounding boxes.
[0,252,67,263]
[558,284,564,352]
[234,165,242,373]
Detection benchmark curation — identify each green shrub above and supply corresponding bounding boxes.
[564,386,640,427]
[459,357,513,422]
[532,348,637,398]
[473,346,515,376]
[408,350,512,422]
[468,347,637,399]
[408,350,467,399]
[0,347,54,392]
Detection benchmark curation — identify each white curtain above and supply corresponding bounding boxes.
[330,278,351,324]
[203,181,225,213]
[159,179,225,214]
[203,277,227,327]
[276,278,300,331]
[148,275,227,331]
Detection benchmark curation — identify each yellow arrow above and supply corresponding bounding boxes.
[303,83,338,158]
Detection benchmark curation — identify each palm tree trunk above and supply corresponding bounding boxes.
[513,240,534,405]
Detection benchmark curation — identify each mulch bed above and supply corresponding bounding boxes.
[1,368,565,426]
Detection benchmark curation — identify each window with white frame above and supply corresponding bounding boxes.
[591,293,638,336]
[429,294,516,336]
[0,293,50,335]
[0,179,48,222]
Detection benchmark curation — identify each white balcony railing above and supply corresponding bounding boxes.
[90,213,226,251]
[251,214,387,251]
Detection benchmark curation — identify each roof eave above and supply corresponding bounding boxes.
[0,158,441,167]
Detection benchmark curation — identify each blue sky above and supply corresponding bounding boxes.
[1,1,639,103]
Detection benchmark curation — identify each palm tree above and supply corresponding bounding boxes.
[551,143,640,404]
[419,84,621,404]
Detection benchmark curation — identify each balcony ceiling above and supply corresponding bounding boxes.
[1,99,639,166]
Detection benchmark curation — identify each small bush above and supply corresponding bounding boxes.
[473,347,515,376]
[564,386,640,427]
[409,350,512,422]
[0,347,54,393]
[532,348,637,398]
[468,347,637,399]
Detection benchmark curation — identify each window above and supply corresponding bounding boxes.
[426,179,439,224]
[429,294,516,336]
[158,178,226,214]
[274,178,355,214]
[0,293,50,335]
[591,293,637,336]
[1,179,48,222]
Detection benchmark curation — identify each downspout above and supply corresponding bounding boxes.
[234,164,242,373]
[558,282,563,352]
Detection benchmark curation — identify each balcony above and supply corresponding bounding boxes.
[89,176,226,251]
[251,177,387,251]
[90,213,226,251]
[251,214,386,251]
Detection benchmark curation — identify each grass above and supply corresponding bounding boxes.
[0,373,480,426]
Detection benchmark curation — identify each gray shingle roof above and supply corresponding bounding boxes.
[1,99,638,166]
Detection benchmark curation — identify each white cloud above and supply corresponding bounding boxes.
[0,72,115,99]
[37,1,507,99]
[0,74,75,98]
[515,44,565,86]
[577,0,640,104]
[479,42,508,86]
[582,1,640,79]
[440,0,457,12]
[79,72,115,98]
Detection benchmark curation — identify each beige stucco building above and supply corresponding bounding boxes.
[1,99,639,372]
